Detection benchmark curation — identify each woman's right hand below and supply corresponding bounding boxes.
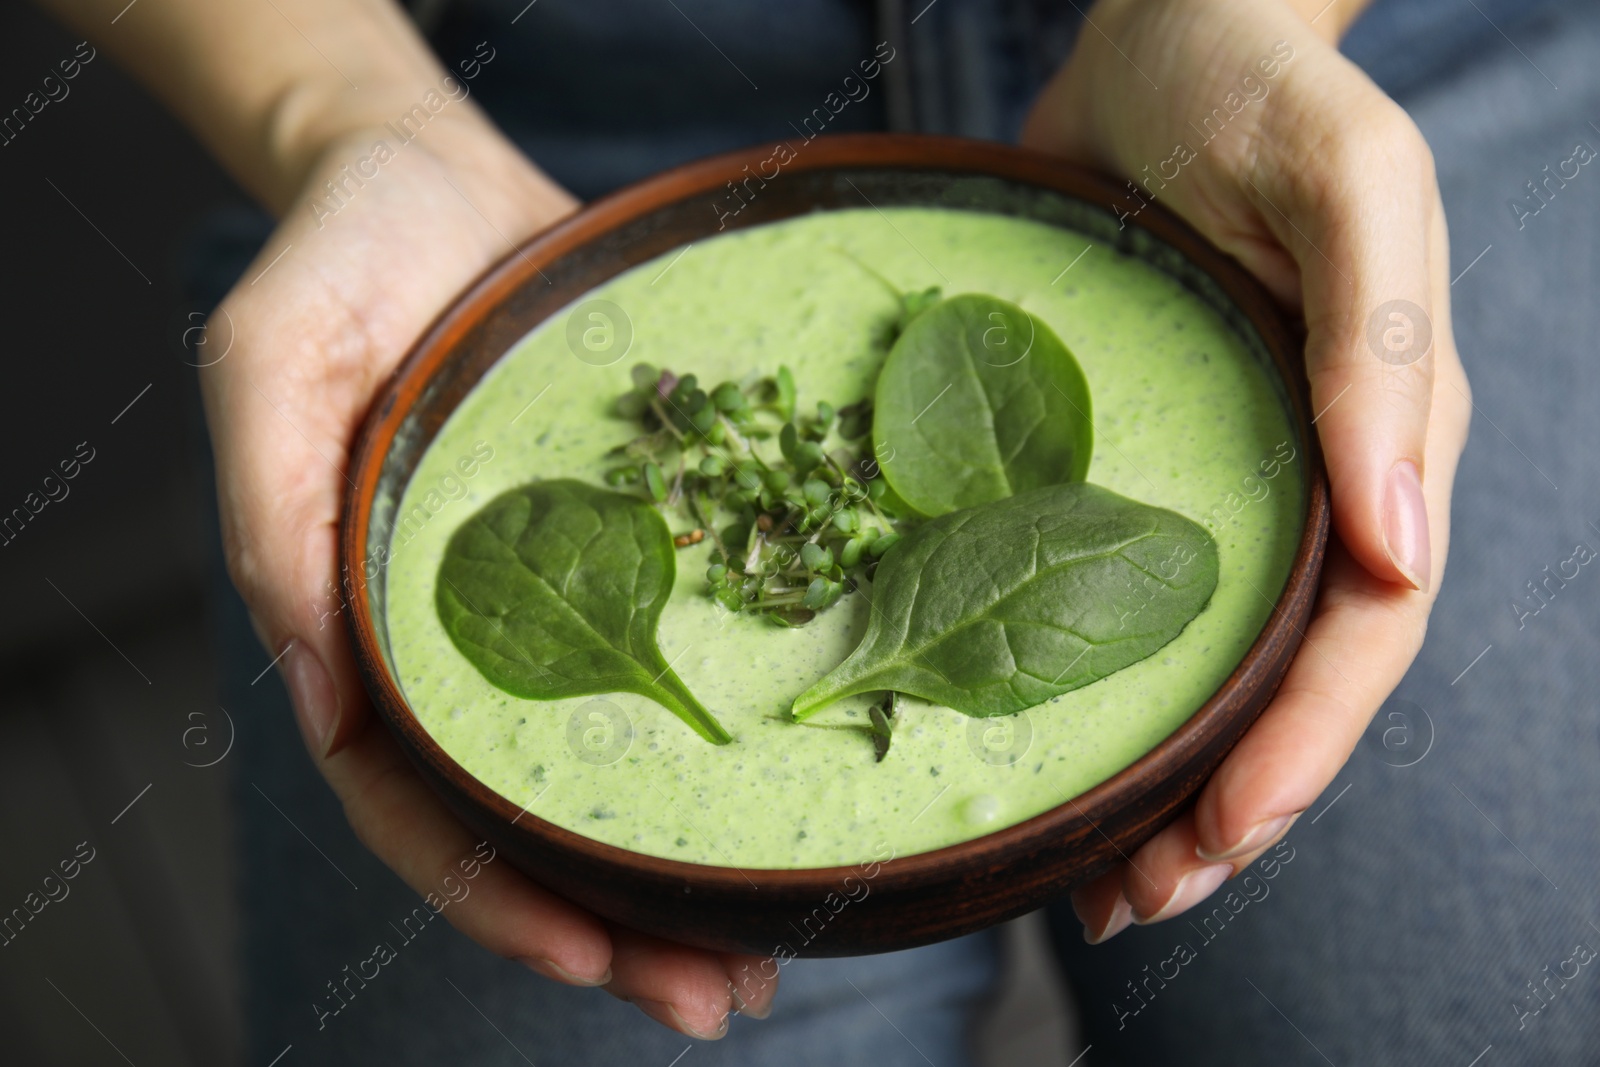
[35,0,774,1038]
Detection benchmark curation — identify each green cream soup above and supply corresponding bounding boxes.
[384,207,1304,869]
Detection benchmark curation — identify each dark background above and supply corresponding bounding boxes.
[0,4,243,1063]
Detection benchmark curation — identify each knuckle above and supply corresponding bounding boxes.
[340,759,413,853]
[1361,102,1432,170]
[1296,101,1436,208]
[1446,358,1473,407]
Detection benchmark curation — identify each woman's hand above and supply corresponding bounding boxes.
[1021,0,1471,938]
[203,107,773,1038]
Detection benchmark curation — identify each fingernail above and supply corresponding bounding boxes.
[1135,864,1232,925]
[1383,461,1430,592]
[1196,812,1296,863]
[727,981,772,1020]
[521,957,611,987]
[1079,889,1134,944]
[631,998,728,1040]
[724,960,778,1020]
[283,641,339,757]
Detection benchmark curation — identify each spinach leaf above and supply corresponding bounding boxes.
[873,294,1093,517]
[896,285,943,338]
[437,479,731,744]
[868,690,898,762]
[791,483,1217,719]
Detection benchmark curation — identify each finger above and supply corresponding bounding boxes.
[1191,532,1447,861]
[1111,540,1444,925]
[603,926,737,1040]
[318,712,615,984]
[1121,812,1233,924]
[1192,210,1469,863]
[208,144,577,764]
[1250,90,1442,591]
[205,257,391,762]
[1070,863,1134,944]
[721,952,781,1019]
[1192,545,1400,861]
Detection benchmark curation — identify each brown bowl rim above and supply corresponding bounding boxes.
[341,132,1328,892]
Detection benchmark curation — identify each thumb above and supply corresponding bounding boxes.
[265,516,371,761]
[1254,102,1442,592]
[206,304,376,762]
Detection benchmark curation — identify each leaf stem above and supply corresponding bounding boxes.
[648,397,687,443]
[747,593,805,608]
[830,245,904,302]
[644,661,732,745]
[688,492,727,558]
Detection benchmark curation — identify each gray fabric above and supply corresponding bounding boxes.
[1344,0,1577,98]
[1047,4,1600,1064]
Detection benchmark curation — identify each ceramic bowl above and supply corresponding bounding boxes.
[341,133,1329,956]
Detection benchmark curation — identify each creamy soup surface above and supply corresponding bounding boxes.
[384,207,1305,868]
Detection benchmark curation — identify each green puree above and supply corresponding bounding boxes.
[384,208,1305,869]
